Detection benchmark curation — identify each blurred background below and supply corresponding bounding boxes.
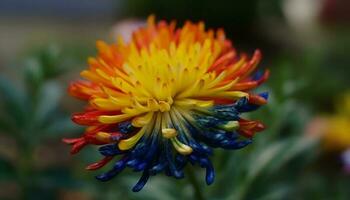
[0,0,349,199]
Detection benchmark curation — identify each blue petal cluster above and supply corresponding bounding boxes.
[94,93,268,191]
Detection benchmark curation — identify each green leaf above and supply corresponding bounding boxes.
[268,136,318,173]
[246,141,287,181]
[42,116,81,138]
[0,158,15,180]
[0,115,16,134]
[24,58,44,94]
[35,168,81,188]
[38,44,65,79]
[34,81,63,126]
[256,184,291,200]
[0,76,26,126]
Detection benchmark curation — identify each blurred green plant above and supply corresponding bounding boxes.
[0,44,83,199]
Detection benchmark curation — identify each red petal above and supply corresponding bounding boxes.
[239,129,254,138]
[248,94,267,105]
[86,156,114,170]
[62,137,87,154]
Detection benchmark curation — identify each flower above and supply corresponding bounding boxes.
[63,15,269,192]
[322,92,350,151]
[342,149,350,174]
[307,92,350,173]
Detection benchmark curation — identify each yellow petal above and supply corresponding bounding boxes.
[175,99,213,108]
[98,114,131,124]
[132,112,154,127]
[218,121,239,131]
[171,138,193,155]
[162,128,177,139]
[213,91,248,99]
[91,98,121,110]
[118,126,147,150]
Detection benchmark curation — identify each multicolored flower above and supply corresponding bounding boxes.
[63,15,269,191]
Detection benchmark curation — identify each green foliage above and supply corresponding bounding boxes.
[0,45,82,200]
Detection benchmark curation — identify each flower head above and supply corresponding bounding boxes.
[64,15,269,192]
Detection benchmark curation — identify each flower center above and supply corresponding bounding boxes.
[147,97,173,112]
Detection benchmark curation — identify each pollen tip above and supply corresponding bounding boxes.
[159,101,171,112]
[162,128,177,139]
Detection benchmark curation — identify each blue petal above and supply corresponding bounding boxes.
[165,141,183,178]
[118,121,135,134]
[134,162,147,171]
[188,140,213,156]
[221,139,252,149]
[235,92,269,112]
[175,154,187,169]
[149,149,167,175]
[234,97,249,110]
[251,70,264,81]
[204,159,215,185]
[259,92,269,100]
[99,144,123,156]
[129,138,147,157]
[96,156,127,181]
[126,159,139,168]
[132,171,150,192]
[195,115,222,127]
[211,104,240,119]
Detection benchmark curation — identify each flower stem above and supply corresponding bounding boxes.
[186,167,206,200]
[17,140,34,199]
